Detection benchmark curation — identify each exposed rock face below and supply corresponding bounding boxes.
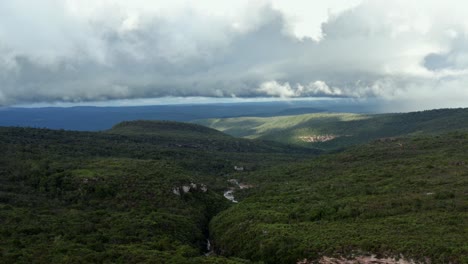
[227,179,239,185]
[298,255,419,264]
[299,135,337,143]
[234,166,244,171]
[223,179,254,203]
[172,183,208,196]
[172,187,181,196]
[238,183,253,189]
[228,179,253,189]
[182,186,191,193]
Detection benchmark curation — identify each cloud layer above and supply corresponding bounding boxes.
[1,0,468,109]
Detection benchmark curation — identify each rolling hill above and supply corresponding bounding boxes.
[108,120,231,138]
[0,121,318,263]
[0,99,374,131]
[210,132,468,263]
[1,116,467,263]
[194,108,468,150]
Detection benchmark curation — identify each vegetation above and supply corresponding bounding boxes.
[194,108,468,150]
[210,132,468,263]
[109,120,231,139]
[1,113,467,263]
[0,122,316,263]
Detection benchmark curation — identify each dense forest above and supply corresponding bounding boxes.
[211,132,468,263]
[0,122,316,263]
[1,114,467,263]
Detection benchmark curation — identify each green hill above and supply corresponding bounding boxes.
[194,108,468,150]
[0,123,317,263]
[210,132,468,263]
[106,120,320,156]
[1,117,467,263]
[108,120,231,139]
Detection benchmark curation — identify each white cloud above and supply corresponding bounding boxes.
[0,0,467,110]
[257,81,295,98]
[301,81,343,96]
[270,0,363,40]
[257,80,344,98]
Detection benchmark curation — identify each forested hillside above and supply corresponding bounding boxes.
[0,122,317,263]
[195,108,468,150]
[210,132,468,263]
[1,118,467,263]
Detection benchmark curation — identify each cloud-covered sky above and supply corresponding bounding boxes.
[1,0,468,110]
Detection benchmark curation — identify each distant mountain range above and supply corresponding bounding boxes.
[0,99,381,131]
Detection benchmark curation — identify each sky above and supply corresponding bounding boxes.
[1,0,468,110]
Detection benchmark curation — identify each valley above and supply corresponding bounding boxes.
[1,109,467,263]
[3,1,468,263]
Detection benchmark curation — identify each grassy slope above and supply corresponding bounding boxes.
[0,122,318,263]
[210,132,468,263]
[195,108,468,150]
